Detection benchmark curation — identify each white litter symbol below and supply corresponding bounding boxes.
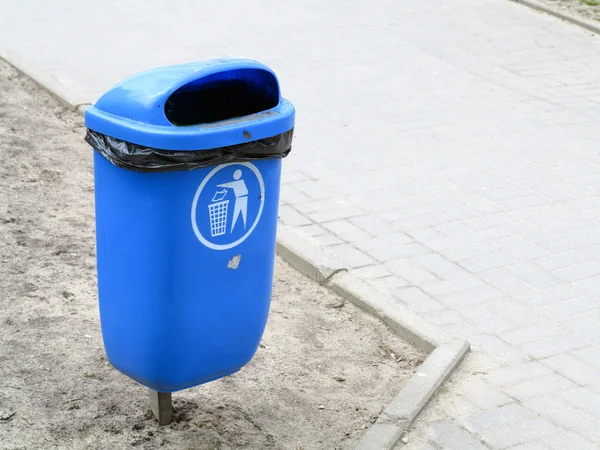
[191,162,265,251]
[207,168,250,238]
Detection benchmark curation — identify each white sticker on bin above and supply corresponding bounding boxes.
[191,162,265,251]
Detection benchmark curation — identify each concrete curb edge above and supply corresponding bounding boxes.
[329,271,451,353]
[509,0,600,35]
[276,225,346,285]
[278,225,470,450]
[355,341,470,450]
[0,49,91,109]
[2,53,471,450]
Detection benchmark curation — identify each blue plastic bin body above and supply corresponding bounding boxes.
[84,58,294,392]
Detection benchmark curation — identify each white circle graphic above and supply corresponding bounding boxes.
[191,162,265,251]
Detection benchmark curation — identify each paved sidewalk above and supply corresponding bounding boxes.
[3,0,600,448]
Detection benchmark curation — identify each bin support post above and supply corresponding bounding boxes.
[149,389,173,425]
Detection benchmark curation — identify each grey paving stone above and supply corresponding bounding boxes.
[460,195,502,216]
[561,387,600,418]
[421,276,488,298]
[279,184,311,204]
[578,424,600,444]
[457,379,513,410]
[496,235,549,260]
[293,179,336,201]
[534,184,576,203]
[564,227,600,247]
[503,374,577,401]
[476,186,532,202]
[326,244,374,269]
[280,167,310,184]
[308,204,365,223]
[462,313,527,338]
[369,276,411,290]
[519,285,583,308]
[505,443,548,450]
[390,203,437,220]
[447,396,484,420]
[478,268,534,294]
[310,232,344,247]
[523,231,574,255]
[562,316,600,343]
[510,209,564,232]
[481,417,558,449]
[524,396,596,431]
[460,252,522,274]
[507,262,559,289]
[368,245,435,264]
[349,215,397,236]
[278,205,312,227]
[443,243,502,263]
[536,250,593,272]
[463,403,536,434]
[540,353,600,387]
[499,326,563,348]
[413,253,470,281]
[520,335,589,359]
[407,228,455,252]
[497,195,551,211]
[532,297,599,321]
[584,310,600,324]
[348,192,396,213]
[352,264,393,280]
[353,233,414,253]
[431,421,489,450]
[459,213,518,232]
[322,219,372,242]
[549,222,600,243]
[553,260,600,282]
[395,212,452,231]
[417,444,440,450]
[539,431,597,450]
[425,310,465,326]
[442,321,487,339]
[582,244,600,260]
[469,335,529,365]
[393,286,447,313]
[386,259,440,285]
[294,198,352,215]
[479,222,539,241]
[425,198,479,221]
[571,345,600,370]
[296,224,327,237]
[572,277,600,297]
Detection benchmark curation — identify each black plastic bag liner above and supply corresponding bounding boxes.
[85,128,293,172]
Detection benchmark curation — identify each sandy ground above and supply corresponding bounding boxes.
[537,0,600,22]
[0,59,424,450]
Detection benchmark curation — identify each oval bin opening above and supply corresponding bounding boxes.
[165,68,279,126]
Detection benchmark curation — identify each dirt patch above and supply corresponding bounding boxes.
[0,58,424,450]
[535,0,600,22]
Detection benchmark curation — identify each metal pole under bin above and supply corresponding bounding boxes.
[84,58,295,424]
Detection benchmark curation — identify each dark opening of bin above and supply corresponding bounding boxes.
[165,68,279,126]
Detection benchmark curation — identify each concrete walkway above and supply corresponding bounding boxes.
[3,0,600,448]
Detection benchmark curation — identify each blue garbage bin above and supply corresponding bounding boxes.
[84,58,295,392]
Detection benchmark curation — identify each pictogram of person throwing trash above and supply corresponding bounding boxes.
[195,162,265,249]
[217,169,248,233]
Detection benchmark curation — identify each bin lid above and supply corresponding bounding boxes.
[84,58,295,151]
